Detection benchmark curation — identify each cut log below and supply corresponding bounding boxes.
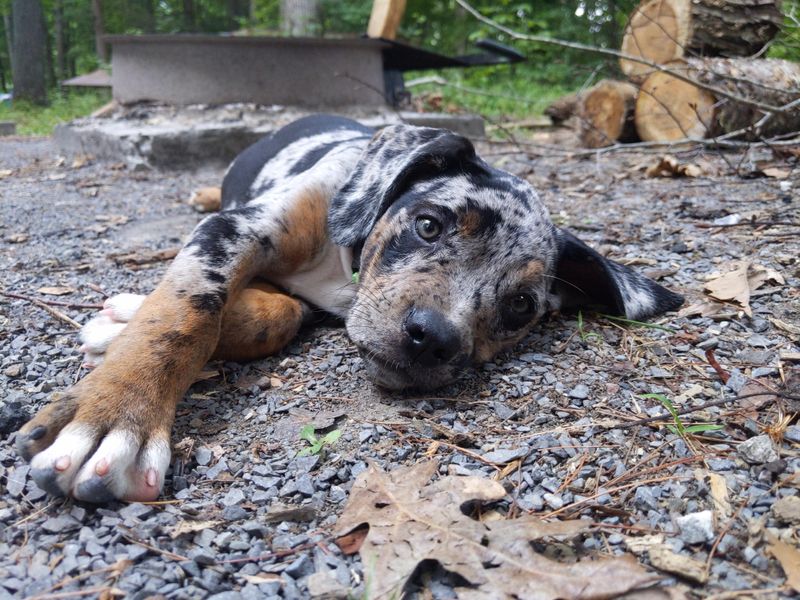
[577,80,640,148]
[620,0,784,82]
[544,91,580,125]
[635,58,800,142]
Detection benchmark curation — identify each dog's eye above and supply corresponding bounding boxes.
[501,293,538,330]
[508,294,535,315]
[415,216,442,242]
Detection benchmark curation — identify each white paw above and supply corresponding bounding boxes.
[30,423,170,502]
[79,294,145,367]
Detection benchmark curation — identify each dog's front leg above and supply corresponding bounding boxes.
[16,205,278,503]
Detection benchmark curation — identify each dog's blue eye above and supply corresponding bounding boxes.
[415,216,442,241]
[509,294,535,315]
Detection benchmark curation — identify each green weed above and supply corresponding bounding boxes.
[577,310,601,342]
[297,424,342,457]
[640,393,723,438]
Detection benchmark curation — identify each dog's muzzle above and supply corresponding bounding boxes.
[358,308,467,390]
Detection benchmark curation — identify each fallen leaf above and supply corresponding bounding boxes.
[703,470,732,521]
[646,155,704,178]
[647,546,707,585]
[37,286,76,296]
[5,233,29,244]
[335,461,660,599]
[169,519,221,539]
[262,502,317,524]
[0,169,13,179]
[703,262,784,317]
[761,167,790,179]
[766,532,800,593]
[71,155,91,169]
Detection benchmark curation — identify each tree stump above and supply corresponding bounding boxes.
[578,80,640,148]
[620,0,783,82]
[635,58,800,141]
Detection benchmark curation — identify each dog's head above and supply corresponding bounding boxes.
[329,125,683,390]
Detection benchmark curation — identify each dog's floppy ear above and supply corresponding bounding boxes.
[551,228,683,320]
[328,124,483,247]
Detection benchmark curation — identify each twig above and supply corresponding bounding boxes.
[3,291,82,329]
[1,290,103,309]
[455,0,798,114]
[118,532,189,562]
[693,221,800,230]
[612,390,798,430]
[27,587,122,600]
[705,348,730,384]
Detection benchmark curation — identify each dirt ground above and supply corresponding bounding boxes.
[0,130,799,599]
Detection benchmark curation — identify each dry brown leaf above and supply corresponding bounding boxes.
[761,167,791,179]
[702,470,732,521]
[37,286,76,296]
[335,461,660,599]
[703,262,785,317]
[188,186,222,213]
[5,233,29,244]
[766,532,800,593]
[645,155,704,178]
[647,546,707,585]
[169,519,221,539]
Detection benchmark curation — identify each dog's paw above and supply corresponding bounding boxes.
[79,294,145,368]
[16,378,171,503]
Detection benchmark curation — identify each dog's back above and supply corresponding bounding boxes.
[221,115,373,211]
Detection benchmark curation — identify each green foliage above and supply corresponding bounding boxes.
[769,0,800,61]
[640,393,723,438]
[577,310,601,342]
[0,88,110,135]
[297,424,342,457]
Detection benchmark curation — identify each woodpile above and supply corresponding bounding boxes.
[548,0,799,147]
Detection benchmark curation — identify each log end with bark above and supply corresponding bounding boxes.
[578,80,639,148]
[620,0,784,82]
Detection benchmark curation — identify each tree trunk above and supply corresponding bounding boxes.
[143,0,156,33]
[11,0,48,105]
[280,0,321,36]
[578,80,640,148]
[42,9,56,88]
[91,0,108,62]
[4,12,14,75]
[635,57,800,142]
[620,0,783,82]
[183,0,196,32]
[54,0,66,82]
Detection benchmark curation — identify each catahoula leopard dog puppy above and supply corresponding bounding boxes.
[16,115,683,503]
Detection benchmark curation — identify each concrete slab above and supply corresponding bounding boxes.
[53,104,485,170]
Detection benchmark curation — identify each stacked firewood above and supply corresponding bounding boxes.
[546,0,800,147]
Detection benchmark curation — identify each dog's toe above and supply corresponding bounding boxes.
[102,293,146,322]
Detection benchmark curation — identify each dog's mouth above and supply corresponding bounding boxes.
[356,345,465,391]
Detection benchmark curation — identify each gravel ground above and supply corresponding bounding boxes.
[1,131,799,599]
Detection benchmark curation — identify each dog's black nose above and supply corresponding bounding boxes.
[403,308,461,367]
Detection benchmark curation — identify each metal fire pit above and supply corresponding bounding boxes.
[105,34,523,107]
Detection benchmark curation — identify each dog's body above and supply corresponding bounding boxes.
[17,115,683,503]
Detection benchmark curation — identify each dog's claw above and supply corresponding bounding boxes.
[30,467,67,497]
[73,476,117,504]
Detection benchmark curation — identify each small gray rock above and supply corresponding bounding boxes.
[119,503,153,520]
[568,384,590,399]
[41,515,81,533]
[307,570,349,599]
[221,487,246,507]
[482,446,529,464]
[784,425,800,444]
[195,447,213,466]
[771,496,800,525]
[738,435,779,464]
[676,510,715,544]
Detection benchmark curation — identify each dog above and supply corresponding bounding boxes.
[15,114,683,503]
